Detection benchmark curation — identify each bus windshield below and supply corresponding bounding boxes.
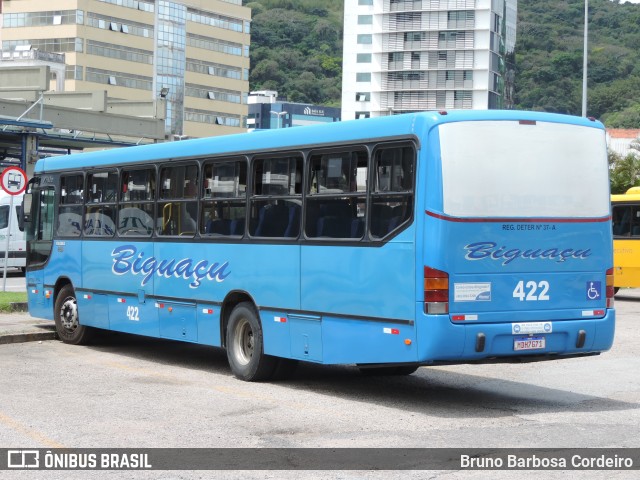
[439,121,610,218]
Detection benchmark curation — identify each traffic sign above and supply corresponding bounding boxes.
[0,166,27,195]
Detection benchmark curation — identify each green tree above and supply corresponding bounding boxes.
[609,150,640,194]
[603,104,640,128]
[514,0,640,126]
[245,0,343,105]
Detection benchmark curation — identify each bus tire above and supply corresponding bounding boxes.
[226,302,278,381]
[54,285,92,345]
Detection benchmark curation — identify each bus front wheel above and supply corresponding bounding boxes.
[54,285,92,345]
[226,302,278,381]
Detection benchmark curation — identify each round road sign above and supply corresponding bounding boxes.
[0,166,27,195]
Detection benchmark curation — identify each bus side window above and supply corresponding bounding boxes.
[633,206,640,236]
[305,150,367,239]
[370,145,415,239]
[84,171,117,237]
[612,205,631,236]
[118,168,155,237]
[57,174,84,237]
[158,163,198,237]
[250,155,302,239]
[200,159,247,238]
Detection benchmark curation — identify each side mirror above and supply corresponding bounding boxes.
[20,193,32,229]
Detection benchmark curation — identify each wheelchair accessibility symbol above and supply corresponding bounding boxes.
[586,281,601,301]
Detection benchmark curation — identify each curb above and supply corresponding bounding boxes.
[0,330,57,345]
[10,302,28,313]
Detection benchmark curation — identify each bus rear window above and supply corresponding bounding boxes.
[438,121,610,218]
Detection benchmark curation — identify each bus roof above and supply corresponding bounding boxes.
[35,110,605,173]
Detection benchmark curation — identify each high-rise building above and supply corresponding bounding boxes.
[0,0,251,138]
[341,0,517,120]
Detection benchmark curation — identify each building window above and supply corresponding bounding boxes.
[184,108,241,127]
[2,10,84,28]
[65,65,83,80]
[357,34,372,45]
[87,13,153,39]
[404,32,422,42]
[358,15,373,25]
[356,112,370,119]
[186,84,242,104]
[358,0,373,5]
[186,7,244,33]
[87,40,153,65]
[356,72,371,82]
[187,33,242,56]
[86,68,152,91]
[356,92,371,102]
[357,53,372,63]
[2,38,83,53]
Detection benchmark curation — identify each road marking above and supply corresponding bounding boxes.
[0,411,65,448]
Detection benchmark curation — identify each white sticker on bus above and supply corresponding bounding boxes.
[511,322,552,335]
[454,283,491,302]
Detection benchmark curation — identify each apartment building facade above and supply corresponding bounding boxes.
[341,0,517,120]
[0,0,251,138]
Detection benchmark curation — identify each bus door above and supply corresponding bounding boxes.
[24,184,56,317]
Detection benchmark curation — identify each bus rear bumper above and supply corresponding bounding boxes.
[415,309,615,364]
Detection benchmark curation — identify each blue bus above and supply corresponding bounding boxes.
[24,110,615,381]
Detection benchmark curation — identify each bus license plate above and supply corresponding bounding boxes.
[514,336,545,351]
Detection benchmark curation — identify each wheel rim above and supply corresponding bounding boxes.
[232,317,254,366]
[59,296,79,333]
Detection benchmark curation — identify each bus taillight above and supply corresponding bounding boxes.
[424,266,449,314]
[606,267,615,308]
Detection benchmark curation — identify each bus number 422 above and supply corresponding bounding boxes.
[126,306,140,321]
[513,280,550,301]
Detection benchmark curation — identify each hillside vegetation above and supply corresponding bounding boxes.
[245,0,640,127]
[516,0,640,127]
[245,0,343,106]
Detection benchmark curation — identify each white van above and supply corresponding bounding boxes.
[0,191,26,272]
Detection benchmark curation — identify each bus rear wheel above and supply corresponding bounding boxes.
[54,285,92,345]
[226,302,278,381]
